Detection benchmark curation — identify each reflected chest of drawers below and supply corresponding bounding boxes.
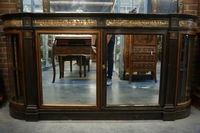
[124,35,157,83]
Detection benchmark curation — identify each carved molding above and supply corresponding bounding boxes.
[106,19,168,27]
[33,19,97,27]
[179,20,197,29]
[3,20,23,28]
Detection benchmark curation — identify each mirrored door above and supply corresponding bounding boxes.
[106,33,164,106]
[36,31,100,107]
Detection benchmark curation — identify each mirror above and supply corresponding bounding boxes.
[6,34,24,104]
[39,33,163,106]
[177,34,194,104]
[21,0,179,14]
[39,33,97,105]
[106,34,163,105]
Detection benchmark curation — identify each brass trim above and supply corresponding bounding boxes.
[102,64,106,69]
[33,19,97,26]
[43,0,49,13]
[3,20,23,28]
[106,19,169,27]
[16,0,22,13]
[152,0,158,13]
[179,20,197,29]
[178,0,184,14]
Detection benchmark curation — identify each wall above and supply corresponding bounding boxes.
[184,0,200,89]
[0,0,199,97]
[0,0,17,97]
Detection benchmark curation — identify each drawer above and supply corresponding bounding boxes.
[53,47,66,54]
[68,48,85,54]
[56,39,69,45]
[130,62,156,69]
[131,54,156,61]
[132,46,156,54]
[53,47,91,55]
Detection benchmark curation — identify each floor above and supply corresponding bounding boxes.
[41,61,160,105]
[0,102,200,133]
[1,61,200,133]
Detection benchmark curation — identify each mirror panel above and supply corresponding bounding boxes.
[40,34,97,105]
[6,34,24,104]
[106,34,163,105]
[177,35,194,103]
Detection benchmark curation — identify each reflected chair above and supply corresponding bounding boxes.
[59,55,90,78]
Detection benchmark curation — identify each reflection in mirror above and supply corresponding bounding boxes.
[178,35,194,103]
[158,0,178,13]
[23,0,43,13]
[40,34,96,105]
[107,34,162,105]
[6,34,24,104]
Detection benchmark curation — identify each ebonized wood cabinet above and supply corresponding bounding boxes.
[0,13,198,121]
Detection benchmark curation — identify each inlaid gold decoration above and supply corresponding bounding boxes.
[152,0,158,13]
[106,20,168,27]
[178,0,184,13]
[3,20,23,28]
[43,0,49,13]
[169,31,178,39]
[17,0,22,13]
[171,19,179,27]
[179,20,197,29]
[33,19,97,27]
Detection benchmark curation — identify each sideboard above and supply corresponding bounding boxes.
[0,13,198,121]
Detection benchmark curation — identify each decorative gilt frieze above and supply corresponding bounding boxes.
[33,19,97,27]
[106,20,168,27]
[3,20,23,28]
[179,20,197,29]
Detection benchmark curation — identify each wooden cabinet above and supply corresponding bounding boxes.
[1,13,197,121]
[0,91,3,108]
[124,35,157,83]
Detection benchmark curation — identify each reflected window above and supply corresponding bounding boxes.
[23,0,43,12]
[158,0,177,13]
[22,0,178,14]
